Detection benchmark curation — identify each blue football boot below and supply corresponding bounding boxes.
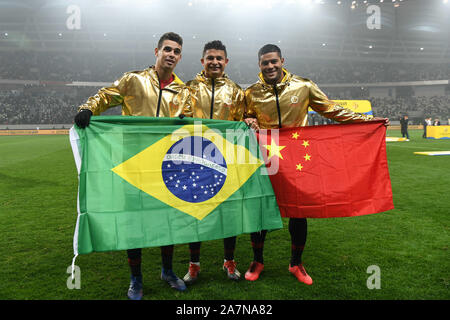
[161,268,187,291]
[127,275,143,300]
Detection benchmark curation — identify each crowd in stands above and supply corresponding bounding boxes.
[0,91,80,125]
[289,60,450,85]
[369,96,450,123]
[1,50,450,84]
[1,87,449,125]
[1,50,449,126]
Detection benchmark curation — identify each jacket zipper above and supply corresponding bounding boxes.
[210,78,215,119]
[273,85,282,128]
[156,89,162,117]
[156,72,162,117]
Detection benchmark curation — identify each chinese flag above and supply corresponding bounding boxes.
[257,121,394,218]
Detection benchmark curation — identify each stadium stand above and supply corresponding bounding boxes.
[0,0,449,127]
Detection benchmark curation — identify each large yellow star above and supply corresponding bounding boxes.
[302,140,310,148]
[292,132,299,139]
[304,154,311,161]
[264,139,286,160]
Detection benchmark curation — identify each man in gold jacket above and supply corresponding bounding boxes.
[75,45,191,120]
[243,44,389,285]
[182,40,245,285]
[187,42,244,121]
[74,32,191,300]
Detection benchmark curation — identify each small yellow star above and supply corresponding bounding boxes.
[264,139,286,160]
[296,163,303,171]
[302,140,310,148]
[292,132,299,139]
[304,154,311,161]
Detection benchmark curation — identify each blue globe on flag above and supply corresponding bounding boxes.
[162,136,227,203]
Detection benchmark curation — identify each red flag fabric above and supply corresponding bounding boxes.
[256,121,394,218]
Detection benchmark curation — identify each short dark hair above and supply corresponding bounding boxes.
[258,44,282,61]
[203,40,227,58]
[158,32,183,49]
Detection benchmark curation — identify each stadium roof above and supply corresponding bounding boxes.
[0,0,449,62]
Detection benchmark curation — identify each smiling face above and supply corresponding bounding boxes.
[258,51,285,85]
[201,49,228,79]
[154,40,182,72]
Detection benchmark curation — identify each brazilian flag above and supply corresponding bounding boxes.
[70,116,282,255]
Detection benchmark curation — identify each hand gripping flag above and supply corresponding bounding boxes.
[257,121,394,218]
[69,116,282,255]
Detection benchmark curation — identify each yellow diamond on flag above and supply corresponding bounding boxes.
[111,124,264,221]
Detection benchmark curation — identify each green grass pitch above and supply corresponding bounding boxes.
[0,129,448,300]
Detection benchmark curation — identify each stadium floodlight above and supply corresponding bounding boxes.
[4,33,8,37]
[337,1,342,4]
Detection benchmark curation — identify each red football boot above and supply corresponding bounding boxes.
[183,262,200,284]
[223,260,241,280]
[245,261,264,281]
[289,264,313,285]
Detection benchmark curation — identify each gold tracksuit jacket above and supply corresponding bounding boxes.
[186,72,245,121]
[245,69,372,129]
[78,66,192,117]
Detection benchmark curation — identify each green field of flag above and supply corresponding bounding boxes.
[70,116,281,255]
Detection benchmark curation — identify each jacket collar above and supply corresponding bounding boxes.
[195,70,229,83]
[258,68,291,87]
[148,66,184,87]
